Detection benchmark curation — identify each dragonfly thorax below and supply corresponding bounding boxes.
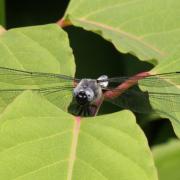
[73,79,103,105]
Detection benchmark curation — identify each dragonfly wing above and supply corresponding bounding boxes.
[0,66,78,87]
[0,86,74,113]
[139,72,180,87]
[107,72,180,87]
[39,86,74,111]
[37,88,94,116]
[105,88,153,113]
[148,92,180,113]
[105,87,180,113]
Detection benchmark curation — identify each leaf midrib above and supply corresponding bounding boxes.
[72,18,165,57]
[67,117,81,180]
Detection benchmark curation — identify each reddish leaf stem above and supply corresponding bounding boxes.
[104,71,150,99]
[67,116,81,179]
[57,18,72,28]
[92,71,150,116]
[0,26,6,36]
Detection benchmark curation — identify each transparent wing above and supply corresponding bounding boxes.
[0,67,89,115]
[0,86,94,116]
[0,66,79,87]
[104,87,180,113]
[105,72,180,87]
[0,86,74,113]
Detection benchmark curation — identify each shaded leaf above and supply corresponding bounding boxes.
[0,0,5,26]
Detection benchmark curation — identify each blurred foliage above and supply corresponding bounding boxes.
[153,140,180,180]
[0,0,5,26]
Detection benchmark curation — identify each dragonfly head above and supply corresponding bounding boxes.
[73,78,103,106]
[74,88,95,105]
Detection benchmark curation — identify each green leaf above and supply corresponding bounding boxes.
[64,0,180,61]
[0,91,157,180]
[0,24,75,112]
[153,139,180,180]
[0,24,74,75]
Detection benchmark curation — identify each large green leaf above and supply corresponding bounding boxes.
[0,24,74,75]
[0,24,75,111]
[153,139,180,180]
[0,91,157,180]
[64,0,180,62]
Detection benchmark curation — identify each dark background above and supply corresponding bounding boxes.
[2,0,176,145]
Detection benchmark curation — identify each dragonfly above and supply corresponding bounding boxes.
[0,66,179,116]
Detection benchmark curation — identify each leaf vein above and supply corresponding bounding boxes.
[73,18,165,57]
[0,130,71,154]
[12,159,68,180]
[80,130,149,180]
[76,158,109,180]
[17,31,61,73]
[81,0,141,19]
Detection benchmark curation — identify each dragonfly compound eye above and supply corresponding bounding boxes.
[76,91,89,105]
[97,75,109,88]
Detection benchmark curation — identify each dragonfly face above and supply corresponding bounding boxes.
[73,79,102,105]
[73,75,109,106]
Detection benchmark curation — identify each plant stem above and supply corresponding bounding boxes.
[57,18,72,28]
[104,71,150,99]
